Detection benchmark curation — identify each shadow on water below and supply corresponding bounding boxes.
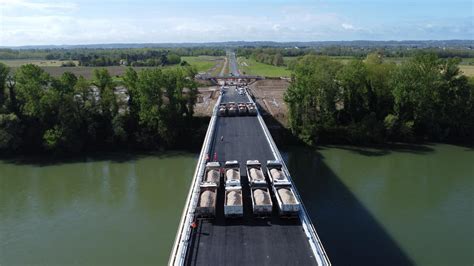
[249,94,414,265]
[317,143,435,157]
[285,146,414,266]
[0,150,196,167]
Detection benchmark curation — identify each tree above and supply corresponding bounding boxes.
[167,53,181,65]
[336,60,369,123]
[284,55,342,144]
[0,113,22,151]
[365,53,395,120]
[0,62,9,109]
[136,68,164,147]
[272,53,284,66]
[59,71,78,94]
[14,64,50,118]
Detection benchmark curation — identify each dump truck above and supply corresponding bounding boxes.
[224,160,240,186]
[246,102,257,116]
[251,187,273,217]
[224,186,243,217]
[218,104,227,116]
[266,160,291,186]
[246,160,267,187]
[202,162,221,186]
[237,102,247,116]
[272,185,300,216]
[227,102,238,116]
[196,184,217,218]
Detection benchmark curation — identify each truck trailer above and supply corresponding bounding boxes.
[202,162,221,186]
[196,184,217,218]
[218,104,227,116]
[251,187,273,217]
[224,186,244,217]
[237,102,247,116]
[266,160,291,186]
[227,102,238,116]
[246,102,257,116]
[224,160,241,187]
[246,160,267,187]
[272,185,300,216]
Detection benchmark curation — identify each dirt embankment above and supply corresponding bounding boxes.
[194,86,219,117]
[194,79,291,123]
[249,79,290,127]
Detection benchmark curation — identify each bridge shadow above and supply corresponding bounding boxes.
[317,143,435,157]
[248,93,414,265]
[285,146,414,266]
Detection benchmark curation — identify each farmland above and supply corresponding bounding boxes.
[0,59,79,67]
[0,56,224,79]
[181,56,224,75]
[237,57,291,77]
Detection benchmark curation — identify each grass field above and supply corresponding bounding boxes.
[459,65,474,77]
[181,56,224,74]
[237,57,291,77]
[7,66,156,79]
[1,56,224,79]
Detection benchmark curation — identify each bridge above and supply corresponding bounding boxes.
[169,54,330,266]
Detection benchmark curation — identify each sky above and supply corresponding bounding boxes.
[0,0,473,46]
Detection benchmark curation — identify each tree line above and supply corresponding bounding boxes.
[237,46,474,62]
[284,53,474,145]
[0,63,206,155]
[0,47,225,61]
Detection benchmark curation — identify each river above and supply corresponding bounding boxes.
[0,144,472,265]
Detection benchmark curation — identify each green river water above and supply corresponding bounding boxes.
[0,144,473,265]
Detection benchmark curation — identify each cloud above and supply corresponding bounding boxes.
[0,1,472,46]
[341,23,355,30]
[0,0,77,12]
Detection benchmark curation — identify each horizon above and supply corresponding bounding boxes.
[2,39,473,49]
[1,0,473,46]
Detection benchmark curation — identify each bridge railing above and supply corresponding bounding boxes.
[168,94,222,266]
[246,91,331,266]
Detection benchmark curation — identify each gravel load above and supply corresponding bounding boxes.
[277,188,297,204]
[226,169,239,181]
[226,191,242,206]
[253,189,271,205]
[249,168,265,181]
[206,169,219,183]
[270,168,285,180]
[200,190,215,207]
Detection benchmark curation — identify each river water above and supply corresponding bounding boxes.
[1,144,472,265]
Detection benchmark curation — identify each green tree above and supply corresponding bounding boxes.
[272,53,284,66]
[336,59,369,123]
[0,113,22,151]
[0,62,9,109]
[14,64,50,118]
[284,55,342,144]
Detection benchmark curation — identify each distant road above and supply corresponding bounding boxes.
[228,51,240,77]
[219,56,227,77]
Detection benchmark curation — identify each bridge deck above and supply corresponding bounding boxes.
[184,89,318,266]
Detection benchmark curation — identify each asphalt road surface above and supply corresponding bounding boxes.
[184,88,318,266]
